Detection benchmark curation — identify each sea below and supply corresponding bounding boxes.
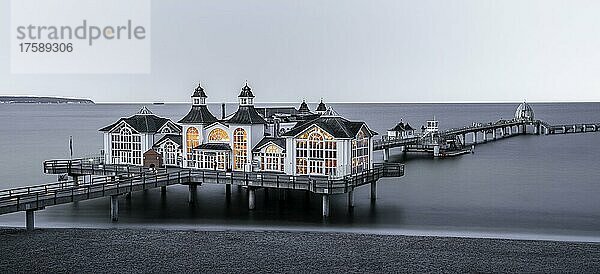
[0,102,599,242]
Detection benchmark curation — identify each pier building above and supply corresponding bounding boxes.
[100,82,377,178]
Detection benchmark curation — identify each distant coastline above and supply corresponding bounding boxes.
[0,96,94,104]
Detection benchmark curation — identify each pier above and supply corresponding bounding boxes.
[0,159,403,230]
[375,102,599,159]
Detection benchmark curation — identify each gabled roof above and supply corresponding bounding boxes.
[227,106,267,124]
[178,106,218,124]
[99,107,176,133]
[389,121,415,132]
[195,143,231,151]
[282,116,377,139]
[153,134,182,147]
[252,137,286,152]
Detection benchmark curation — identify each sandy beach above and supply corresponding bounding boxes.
[0,228,599,273]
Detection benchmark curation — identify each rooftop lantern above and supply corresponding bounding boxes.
[238,82,255,106]
[316,99,327,115]
[192,82,207,106]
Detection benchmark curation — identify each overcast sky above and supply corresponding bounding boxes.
[1,0,599,103]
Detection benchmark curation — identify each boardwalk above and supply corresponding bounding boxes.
[0,159,404,230]
[374,119,600,159]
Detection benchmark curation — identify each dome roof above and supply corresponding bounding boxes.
[515,101,534,121]
[239,83,255,98]
[316,99,326,112]
[298,100,311,114]
[192,82,207,98]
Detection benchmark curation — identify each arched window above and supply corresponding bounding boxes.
[352,128,370,174]
[186,127,199,167]
[208,128,230,142]
[161,127,171,134]
[233,128,247,170]
[295,127,337,176]
[164,142,176,166]
[260,144,284,172]
[110,126,141,165]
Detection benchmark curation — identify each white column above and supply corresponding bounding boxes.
[383,148,389,162]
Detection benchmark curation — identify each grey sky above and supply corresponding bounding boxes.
[1,0,599,103]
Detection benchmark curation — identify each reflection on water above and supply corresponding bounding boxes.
[0,103,599,241]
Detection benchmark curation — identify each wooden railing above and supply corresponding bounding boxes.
[0,160,406,215]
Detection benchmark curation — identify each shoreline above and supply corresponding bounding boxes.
[2,223,600,244]
[1,227,599,273]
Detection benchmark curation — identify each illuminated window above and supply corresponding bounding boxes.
[259,144,284,172]
[352,128,370,174]
[233,128,247,171]
[196,151,229,170]
[186,127,199,167]
[295,127,337,176]
[208,128,230,142]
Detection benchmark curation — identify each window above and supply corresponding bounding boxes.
[163,142,177,166]
[260,144,284,172]
[352,128,370,174]
[110,126,142,165]
[208,128,230,142]
[196,151,230,170]
[233,128,247,171]
[186,127,199,167]
[295,127,337,176]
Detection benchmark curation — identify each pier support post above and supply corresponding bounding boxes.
[461,134,466,144]
[225,184,231,199]
[161,186,167,196]
[248,187,256,210]
[370,182,377,200]
[322,194,330,217]
[483,131,487,142]
[188,185,198,204]
[433,145,440,157]
[522,124,527,134]
[72,175,79,186]
[383,148,390,162]
[25,209,35,231]
[508,126,512,135]
[472,132,477,144]
[110,195,118,222]
[535,123,540,135]
[348,190,354,208]
[492,129,497,140]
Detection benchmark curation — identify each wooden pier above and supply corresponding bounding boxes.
[375,119,600,159]
[0,159,404,230]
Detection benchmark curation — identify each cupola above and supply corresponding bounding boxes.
[192,82,207,106]
[238,82,255,106]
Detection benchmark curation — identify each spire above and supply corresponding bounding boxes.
[137,106,153,115]
[192,82,207,106]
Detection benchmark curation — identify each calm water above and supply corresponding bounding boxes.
[0,103,599,241]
